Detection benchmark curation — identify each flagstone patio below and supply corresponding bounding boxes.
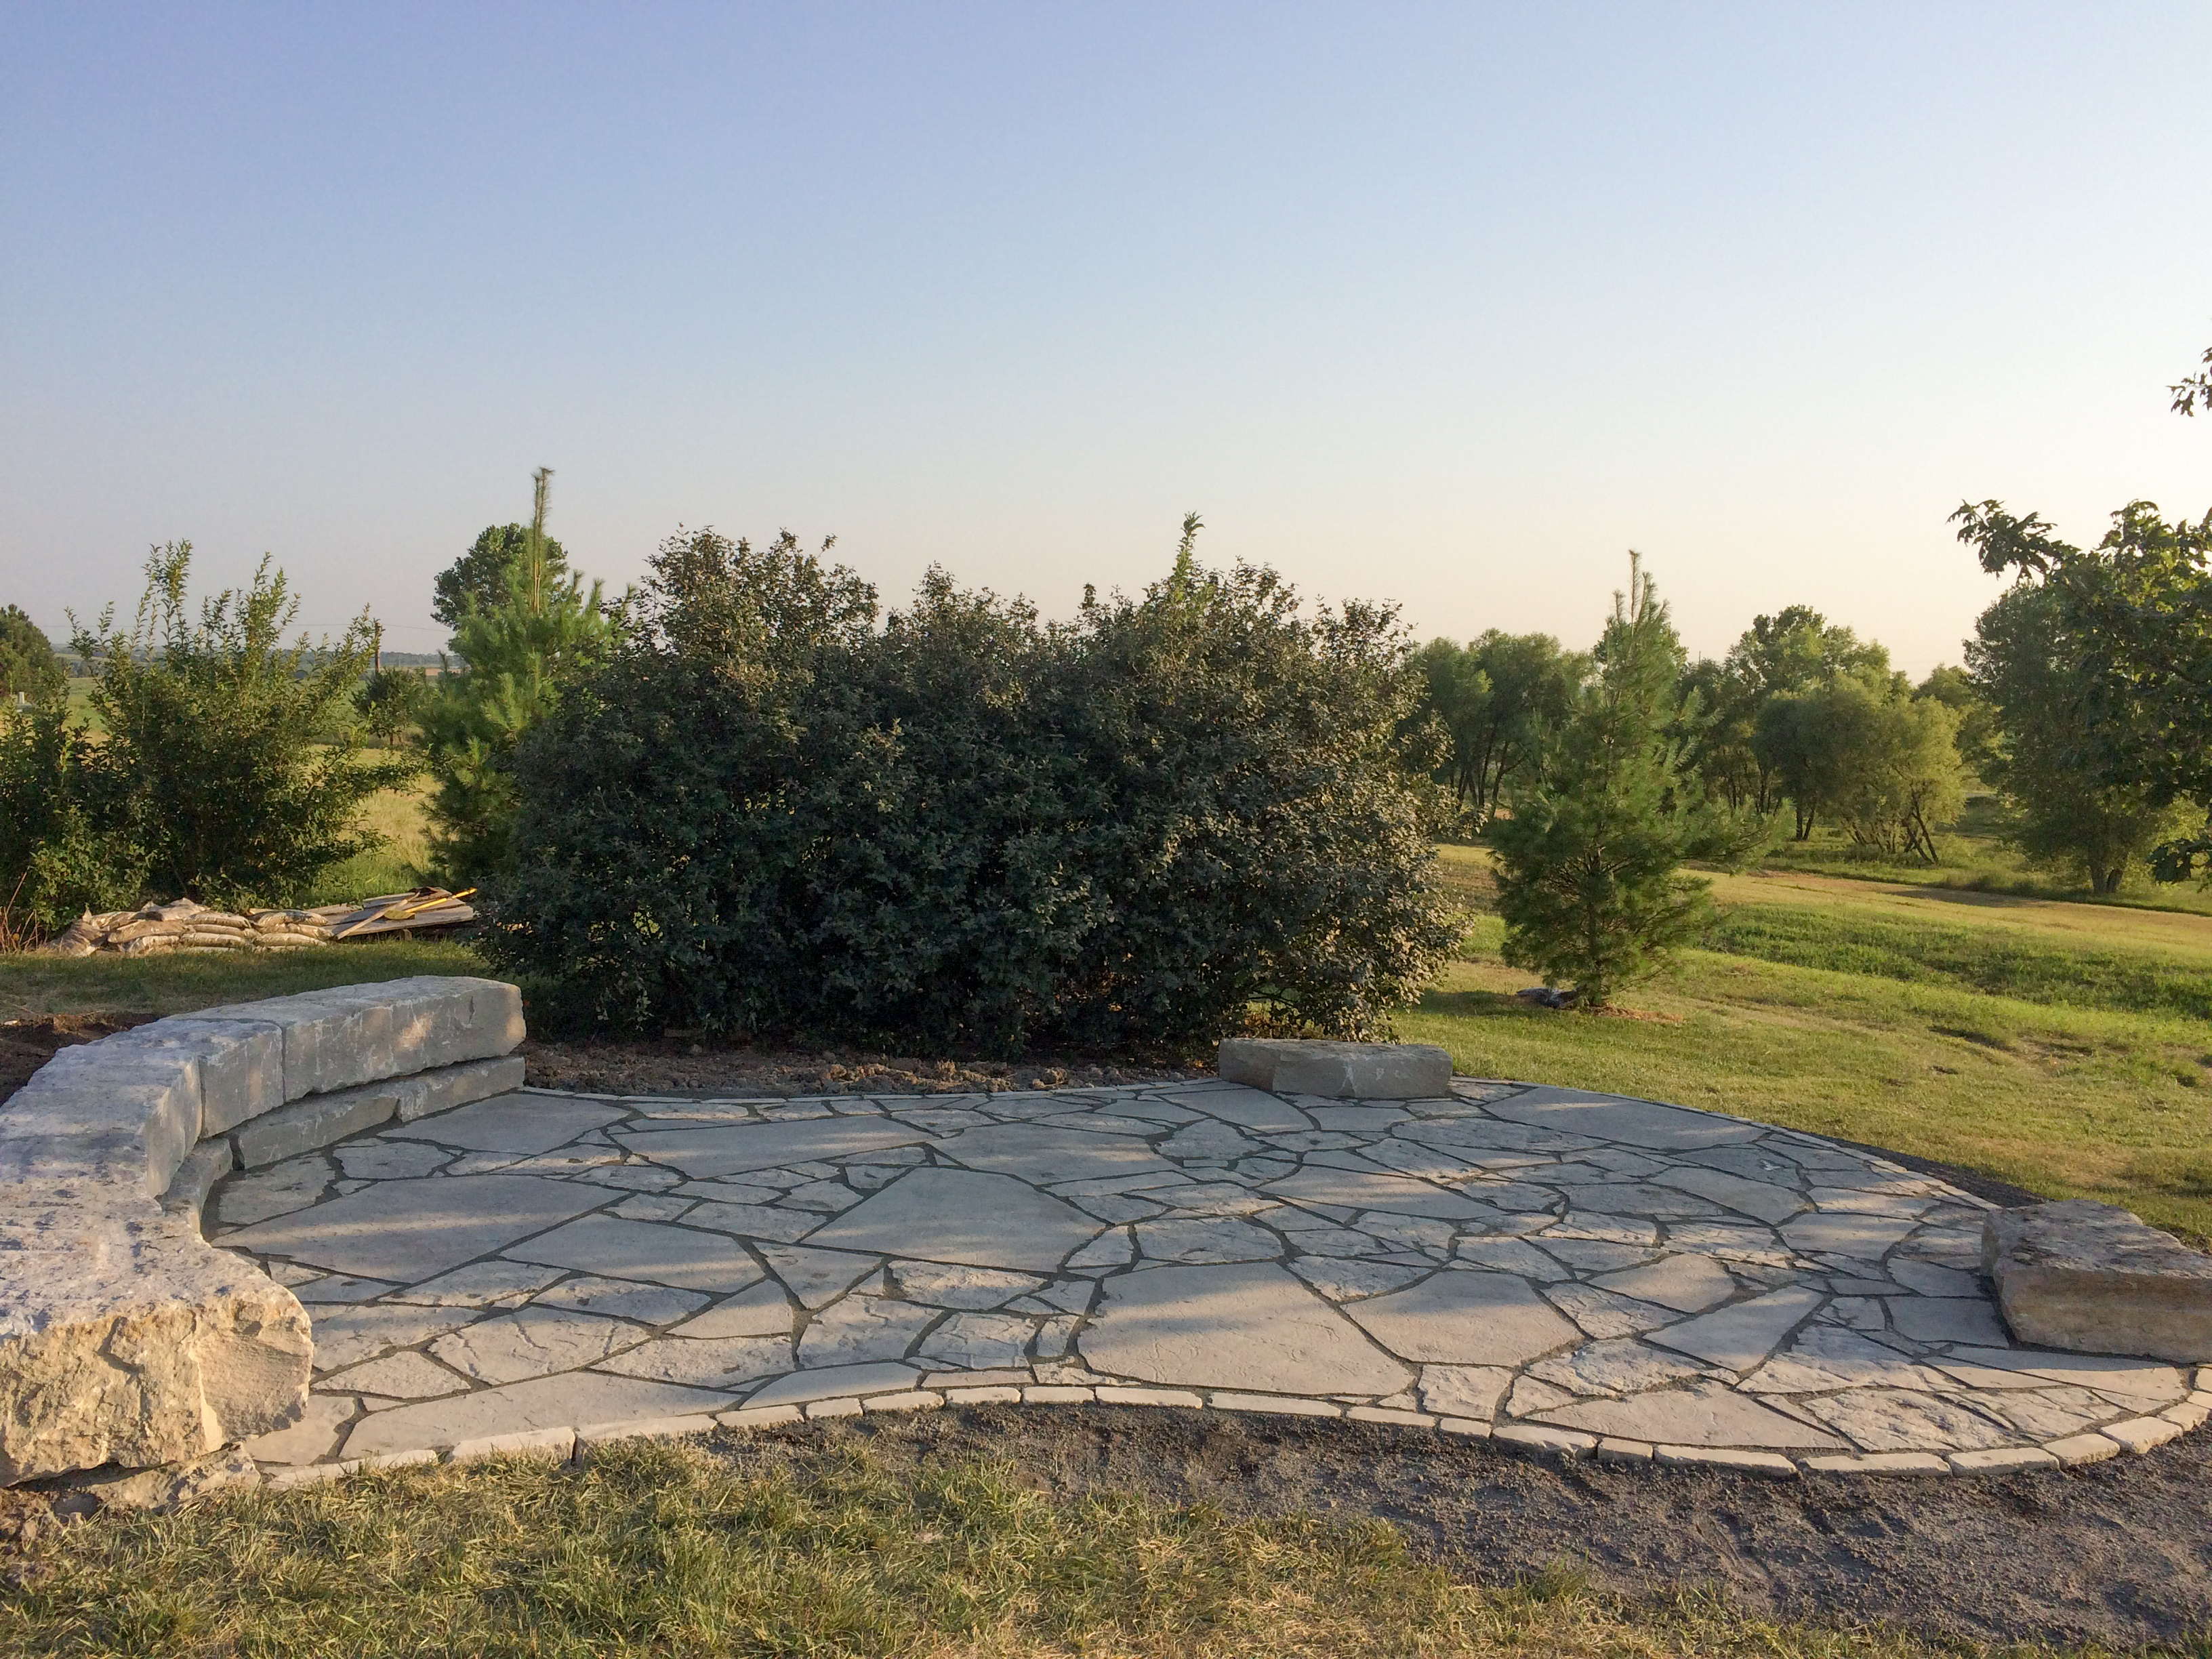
[209,1076,2212,1477]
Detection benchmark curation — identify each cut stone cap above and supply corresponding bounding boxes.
[1216,1039,1452,1101]
[1984,1200,2212,1364]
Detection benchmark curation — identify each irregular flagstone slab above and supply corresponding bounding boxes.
[796,1296,939,1366]
[941,1124,1181,1185]
[745,1363,918,1408]
[1134,1216,1284,1264]
[804,1169,1099,1271]
[1265,1167,1493,1220]
[1347,1270,1581,1366]
[1934,1346,2188,1404]
[1885,1294,2009,1346]
[1083,1263,1413,1394]
[918,1311,1036,1370]
[242,1393,356,1465]
[391,1094,626,1156]
[318,1350,468,1401]
[226,1174,602,1282]
[1538,1381,1847,1448]
[674,1282,796,1338]
[506,1215,760,1294]
[1591,1254,1738,1313]
[616,1118,933,1179]
[1290,1258,1427,1301]
[889,1262,1044,1309]
[1984,1200,2212,1362]
[1740,1325,1946,1394]
[1648,1165,1806,1224]
[1780,1212,1919,1261]
[1485,1088,1763,1152]
[1527,1337,1705,1397]
[1649,1286,1824,1371]
[532,1275,710,1328]
[596,1334,793,1387]
[212,1156,333,1227]
[1794,1387,2016,1452]
[343,1371,734,1458]
[1418,1364,1514,1420]
[390,1261,567,1309]
[308,1303,480,1372]
[430,1308,644,1384]
[1175,1086,1314,1134]
[756,1244,882,1309]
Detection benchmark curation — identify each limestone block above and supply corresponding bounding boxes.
[1215,1039,1452,1101]
[180,977,525,1102]
[392,1054,527,1122]
[159,1139,236,1221]
[0,1202,311,1483]
[130,1018,285,1136]
[0,1043,201,1198]
[1984,1200,2212,1363]
[233,1086,400,1170]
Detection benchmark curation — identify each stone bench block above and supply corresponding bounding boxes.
[128,1019,285,1136]
[233,1085,401,1170]
[0,1202,310,1483]
[1216,1038,1452,1101]
[392,1054,527,1124]
[160,1140,237,1221]
[1984,1200,2212,1363]
[0,1044,203,1198]
[179,977,525,1103]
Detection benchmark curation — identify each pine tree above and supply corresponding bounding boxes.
[1490,554,1730,1008]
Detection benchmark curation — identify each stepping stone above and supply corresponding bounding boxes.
[1346,1270,1580,1366]
[228,1174,605,1282]
[1486,1089,1763,1151]
[1984,1199,2212,1362]
[941,1124,1180,1185]
[506,1214,762,1293]
[616,1118,933,1179]
[1647,1286,1824,1370]
[1538,1381,1846,1448]
[1591,1255,1738,1313]
[392,1094,626,1155]
[1082,1262,1414,1394]
[343,1372,734,1459]
[1266,1168,1494,1220]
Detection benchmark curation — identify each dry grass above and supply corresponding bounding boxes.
[0,1438,1982,1659]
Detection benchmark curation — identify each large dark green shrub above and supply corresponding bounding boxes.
[0,605,66,701]
[486,526,1458,1052]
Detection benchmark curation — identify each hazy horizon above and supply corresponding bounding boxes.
[6,4,2209,675]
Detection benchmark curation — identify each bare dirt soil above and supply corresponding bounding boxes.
[0,1015,153,1109]
[729,1404,2212,1652]
[519,1034,1208,1097]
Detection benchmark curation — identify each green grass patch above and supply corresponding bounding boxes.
[0,938,487,1023]
[1700,902,2212,1019]
[0,1438,1978,1658]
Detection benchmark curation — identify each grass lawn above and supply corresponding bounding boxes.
[0,938,485,1023]
[0,1439,1967,1659]
[1416,845,2212,1242]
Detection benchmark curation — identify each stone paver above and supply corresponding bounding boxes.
[203,1070,2209,1475]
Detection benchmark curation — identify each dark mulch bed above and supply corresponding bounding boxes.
[520,1034,1207,1098]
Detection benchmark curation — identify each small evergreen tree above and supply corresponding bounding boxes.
[422,470,616,880]
[1491,555,1740,1009]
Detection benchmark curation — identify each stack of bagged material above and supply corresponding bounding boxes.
[40,899,346,957]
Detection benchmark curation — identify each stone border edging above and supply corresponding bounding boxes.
[257,1361,2212,1494]
[0,977,525,1483]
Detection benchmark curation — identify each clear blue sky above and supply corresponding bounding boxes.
[5,3,2208,672]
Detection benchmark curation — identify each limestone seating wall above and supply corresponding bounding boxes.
[0,976,525,1483]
